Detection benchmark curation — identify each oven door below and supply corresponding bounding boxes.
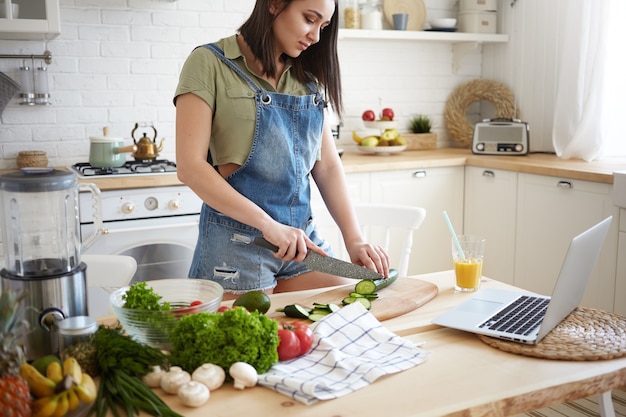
[81,215,200,283]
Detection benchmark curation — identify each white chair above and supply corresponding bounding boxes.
[82,254,137,317]
[315,203,426,277]
[352,203,427,277]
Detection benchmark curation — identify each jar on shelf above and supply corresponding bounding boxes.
[360,1,383,30]
[340,0,361,29]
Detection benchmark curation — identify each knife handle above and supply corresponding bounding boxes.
[253,237,279,253]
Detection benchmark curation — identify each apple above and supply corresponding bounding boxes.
[362,110,376,122]
[381,108,395,121]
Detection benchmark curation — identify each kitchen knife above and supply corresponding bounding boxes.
[253,237,384,280]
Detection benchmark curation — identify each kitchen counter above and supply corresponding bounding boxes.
[1,149,621,190]
[100,271,626,417]
[340,148,626,184]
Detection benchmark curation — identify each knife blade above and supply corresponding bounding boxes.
[253,237,383,280]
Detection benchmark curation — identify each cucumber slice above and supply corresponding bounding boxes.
[354,280,377,295]
[341,297,372,310]
[281,304,311,319]
[348,292,366,298]
[308,313,328,322]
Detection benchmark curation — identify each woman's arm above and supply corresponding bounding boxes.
[175,93,325,261]
[311,112,390,276]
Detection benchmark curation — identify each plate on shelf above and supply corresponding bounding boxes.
[363,120,397,130]
[426,28,458,32]
[356,145,407,155]
[383,0,426,31]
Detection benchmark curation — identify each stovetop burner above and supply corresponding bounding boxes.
[70,160,177,177]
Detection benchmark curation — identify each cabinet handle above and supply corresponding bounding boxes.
[413,170,427,178]
[482,170,495,178]
[557,180,573,189]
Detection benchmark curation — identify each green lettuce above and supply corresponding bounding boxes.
[168,307,279,374]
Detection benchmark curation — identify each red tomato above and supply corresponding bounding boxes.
[277,321,314,361]
[190,300,203,307]
[361,110,376,121]
[217,306,230,313]
[381,108,394,121]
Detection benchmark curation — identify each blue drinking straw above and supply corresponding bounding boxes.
[443,211,466,260]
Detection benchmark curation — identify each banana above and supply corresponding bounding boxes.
[20,363,56,398]
[62,357,82,385]
[74,373,97,403]
[45,361,63,384]
[50,392,69,417]
[66,387,80,411]
[30,396,58,417]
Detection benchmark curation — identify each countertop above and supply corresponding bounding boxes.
[3,149,624,190]
[99,271,626,417]
[340,148,626,184]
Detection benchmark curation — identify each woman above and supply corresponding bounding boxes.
[174,0,389,299]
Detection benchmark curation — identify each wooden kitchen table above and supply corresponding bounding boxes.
[104,271,626,417]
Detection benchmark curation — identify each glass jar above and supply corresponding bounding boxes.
[360,1,383,30]
[57,316,98,353]
[340,0,361,29]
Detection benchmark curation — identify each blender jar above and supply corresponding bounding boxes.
[0,168,83,276]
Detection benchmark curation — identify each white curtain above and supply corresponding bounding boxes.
[552,0,626,161]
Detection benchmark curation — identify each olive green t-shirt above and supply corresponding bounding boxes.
[174,35,313,166]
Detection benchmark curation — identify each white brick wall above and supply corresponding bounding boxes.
[0,0,479,169]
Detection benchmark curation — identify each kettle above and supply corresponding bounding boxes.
[131,123,165,161]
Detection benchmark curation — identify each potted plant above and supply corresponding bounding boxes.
[404,114,437,150]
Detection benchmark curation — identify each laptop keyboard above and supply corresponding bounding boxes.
[479,295,550,336]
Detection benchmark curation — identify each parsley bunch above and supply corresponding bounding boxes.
[122,282,171,311]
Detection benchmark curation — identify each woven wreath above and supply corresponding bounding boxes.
[444,79,519,147]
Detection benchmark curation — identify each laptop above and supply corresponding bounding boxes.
[432,216,613,345]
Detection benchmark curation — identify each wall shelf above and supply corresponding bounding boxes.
[338,29,508,73]
[338,28,509,43]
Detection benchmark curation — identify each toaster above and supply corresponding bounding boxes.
[472,118,529,155]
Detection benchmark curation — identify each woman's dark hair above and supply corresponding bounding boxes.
[239,0,343,117]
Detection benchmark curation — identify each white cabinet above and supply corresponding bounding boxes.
[369,167,465,275]
[616,209,626,315]
[0,0,60,40]
[463,166,517,284]
[514,173,619,311]
[310,172,370,258]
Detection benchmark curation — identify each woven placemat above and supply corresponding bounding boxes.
[478,307,626,361]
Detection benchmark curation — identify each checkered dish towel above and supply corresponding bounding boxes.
[257,302,429,405]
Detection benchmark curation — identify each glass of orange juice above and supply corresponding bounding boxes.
[452,236,486,292]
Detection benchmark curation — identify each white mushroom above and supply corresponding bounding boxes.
[177,381,210,407]
[142,365,164,388]
[191,363,226,391]
[160,366,191,394]
[228,362,257,390]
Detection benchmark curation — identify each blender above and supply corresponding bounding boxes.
[0,168,102,360]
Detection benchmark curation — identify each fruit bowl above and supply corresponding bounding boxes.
[356,145,407,155]
[363,120,397,130]
[110,279,224,349]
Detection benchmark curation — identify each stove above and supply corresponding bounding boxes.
[69,160,177,177]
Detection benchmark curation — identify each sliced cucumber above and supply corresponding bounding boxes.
[281,304,311,319]
[342,296,372,310]
[348,292,366,298]
[354,280,377,295]
[308,313,328,322]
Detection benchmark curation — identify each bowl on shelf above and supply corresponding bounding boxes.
[110,278,224,349]
[429,18,457,29]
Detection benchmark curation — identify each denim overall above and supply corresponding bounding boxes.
[188,43,329,292]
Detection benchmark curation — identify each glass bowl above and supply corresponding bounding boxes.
[110,278,224,349]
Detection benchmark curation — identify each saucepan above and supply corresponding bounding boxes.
[89,127,137,168]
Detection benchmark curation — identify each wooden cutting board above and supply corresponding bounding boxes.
[272,278,438,322]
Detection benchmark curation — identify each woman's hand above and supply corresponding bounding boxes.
[261,223,327,263]
[347,242,390,278]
